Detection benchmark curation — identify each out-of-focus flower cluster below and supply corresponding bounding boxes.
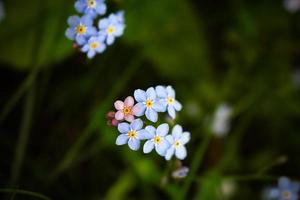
[107,86,191,161]
[65,0,125,58]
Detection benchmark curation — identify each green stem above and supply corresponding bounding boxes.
[9,80,35,186]
[0,188,51,200]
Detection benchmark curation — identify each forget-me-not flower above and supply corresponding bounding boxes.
[116,119,148,151]
[264,177,300,200]
[65,15,97,45]
[156,86,182,119]
[165,125,190,160]
[81,35,106,58]
[132,87,165,122]
[98,12,125,45]
[75,0,107,19]
[114,96,137,122]
[143,124,170,156]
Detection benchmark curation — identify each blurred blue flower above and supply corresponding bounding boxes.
[75,0,106,19]
[172,166,189,179]
[133,87,165,122]
[65,15,97,45]
[211,103,232,137]
[165,125,190,160]
[156,85,182,119]
[143,124,170,156]
[81,35,106,58]
[0,1,4,22]
[264,177,300,200]
[98,12,125,45]
[116,11,125,23]
[116,119,148,151]
[284,0,300,13]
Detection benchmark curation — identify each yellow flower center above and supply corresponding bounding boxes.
[90,42,99,49]
[123,107,131,115]
[107,25,115,35]
[167,97,174,104]
[76,24,87,35]
[153,136,161,144]
[128,130,137,139]
[87,0,97,8]
[145,100,153,109]
[282,191,291,199]
[174,140,181,148]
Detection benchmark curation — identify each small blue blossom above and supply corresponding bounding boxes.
[81,35,106,58]
[172,166,189,179]
[75,0,106,19]
[165,125,190,160]
[264,177,300,200]
[65,15,97,45]
[133,87,165,122]
[0,1,5,22]
[143,124,170,156]
[98,12,125,45]
[116,119,148,151]
[156,85,182,119]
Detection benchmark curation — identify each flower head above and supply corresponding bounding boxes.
[165,125,190,160]
[114,96,136,122]
[116,119,148,151]
[98,12,125,45]
[75,0,107,19]
[133,87,165,122]
[143,124,170,156]
[81,35,106,58]
[65,15,97,45]
[156,85,182,119]
[264,177,300,200]
[172,166,189,179]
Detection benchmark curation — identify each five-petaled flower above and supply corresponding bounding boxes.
[264,177,300,200]
[156,85,182,119]
[165,125,190,160]
[65,15,97,45]
[114,96,136,122]
[116,119,148,151]
[99,13,125,45]
[75,0,107,19]
[133,87,165,122]
[143,124,170,156]
[81,35,106,58]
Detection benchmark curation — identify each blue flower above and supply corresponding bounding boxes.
[165,125,190,160]
[116,119,148,151]
[65,15,97,45]
[143,124,170,156]
[98,12,125,45]
[156,85,182,119]
[75,0,107,19]
[172,166,189,179]
[0,1,5,22]
[81,35,106,58]
[264,177,300,200]
[132,87,165,122]
[115,11,125,23]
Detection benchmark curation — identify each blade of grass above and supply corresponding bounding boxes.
[0,188,51,200]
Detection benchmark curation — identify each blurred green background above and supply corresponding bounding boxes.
[0,0,300,199]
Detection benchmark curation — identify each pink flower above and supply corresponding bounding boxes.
[114,96,136,122]
[106,111,119,127]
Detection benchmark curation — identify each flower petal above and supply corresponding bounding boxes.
[166,86,175,98]
[156,123,169,136]
[153,101,167,112]
[67,15,80,26]
[175,146,187,160]
[124,114,134,122]
[174,100,182,111]
[279,177,291,189]
[115,110,124,120]
[165,147,175,160]
[155,139,169,156]
[114,100,124,110]
[128,139,140,151]
[180,132,191,145]
[172,125,183,139]
[168,106,176,119]
[138,129,153,140]
[134,89,147,102]
[124,96,134,107]
[143,140,154,153]
[116,134,128,145]
[130,119,143,130]
[87,50,96,59]
[146,87,156,100]
[145,109,158,122]
[132,103,145,116]
[118,122,130,134]
[155,85,167,98]
[65,28,75,40]
[165,135,174,144]
[145,125,156,137]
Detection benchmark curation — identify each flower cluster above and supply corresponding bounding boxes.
[108,85,191,161]
[65,0,125,59]
[263,177,300,200]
